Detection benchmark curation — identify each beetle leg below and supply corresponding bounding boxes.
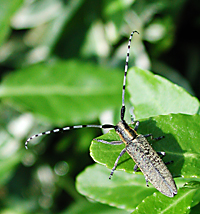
[94,139,123,145]
[157,151,166,158]
[133,121,140,131]
[157,152,174,166]
[145,176,149,187]
[131,115,134,123]
[165,160,174,165]
[109,148,126,179]
[144,134,165,141]
[157,152,174,165]
[134,164,138,172]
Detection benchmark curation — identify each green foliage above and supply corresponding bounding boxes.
[64,195,130,214]
[90,114,200,178]
[0,0,23,46]
[78,70,200,213]
[76,164,200,213]
[0,0,200,213]
[76,164,156,211]
[0,60,122,125]
[128,68,199,119]
[131,187,198,214]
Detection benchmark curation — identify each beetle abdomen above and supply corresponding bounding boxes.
[126,135,177,197]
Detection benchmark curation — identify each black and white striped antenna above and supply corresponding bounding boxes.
[120,30,139,121]
[25,30,139,149]
[25,124,114,149]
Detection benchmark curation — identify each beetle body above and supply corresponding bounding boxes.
[25,31,177,197]
[115,120,177,197]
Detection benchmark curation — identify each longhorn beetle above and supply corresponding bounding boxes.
[25,31,177,197]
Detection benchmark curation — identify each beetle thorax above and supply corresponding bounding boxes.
[115,121,138,144]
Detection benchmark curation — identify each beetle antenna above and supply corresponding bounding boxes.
[25,124,115,149]
[121,30,139,121]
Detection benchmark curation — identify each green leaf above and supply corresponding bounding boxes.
[190,203,200,214]
[131,187,197,214]
[0,0,24,46]
[127,67,199,119]
[64,199,130,214]
[76,164,199,212]
[76,164,157,211]
[183,181,200,209]
[0,60,122,125]
[0,137,23,186]
[90,114,200,178]
[0,152,22,186]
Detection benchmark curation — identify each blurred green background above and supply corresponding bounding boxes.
[0,0,200,213]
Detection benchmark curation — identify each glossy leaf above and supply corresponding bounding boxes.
[127,67,199,119]
[76,164,156,211]
[64,199,130,214]
[132,187,197,214]
[0,0,23,46]
[0,60,122,125]
[76,164,199,212]
[91,114,200,178]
